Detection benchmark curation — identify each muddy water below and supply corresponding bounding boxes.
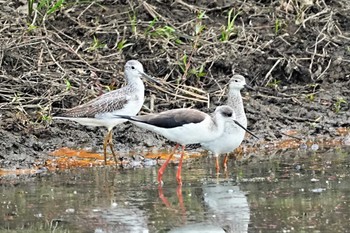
[1,147,350,233]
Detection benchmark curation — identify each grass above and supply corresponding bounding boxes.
[88,36,106,52]
[178,11,206,81]
[145,17,158,35]
[65,79,71,91]
[266,79,281,89]
[150,25,180,43]
[129,12,137,35]
[27,0,65,25]
[220,8,240,41]
[334,97,347,113]
[116,39,133,52]
[275,18,281,34]
[305,93,315,102]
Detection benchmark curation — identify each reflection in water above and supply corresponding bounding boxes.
[83,204,149,233]
[203,183,249,233]
[169,223,225,233]
[0,147,350,232]
[167,182,249,233]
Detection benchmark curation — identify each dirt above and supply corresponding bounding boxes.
[0,0,350,170]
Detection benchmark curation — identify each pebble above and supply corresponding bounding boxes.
[311,188,326,193]
[311,144,319,151]
[65,208,75,213]
[144,159,157,167]
[311,178,319,182]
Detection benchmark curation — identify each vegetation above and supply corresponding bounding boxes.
[220,8,240,41]
[1,0,348,154]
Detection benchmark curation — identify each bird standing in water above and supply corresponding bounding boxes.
[114,105,257,185]
[53,60,157,165]
[201,74,252,172]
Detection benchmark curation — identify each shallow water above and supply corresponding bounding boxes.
[1,147,350,233]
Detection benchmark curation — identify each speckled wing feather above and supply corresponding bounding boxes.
[133,109,206,128]
[57,90,128,118]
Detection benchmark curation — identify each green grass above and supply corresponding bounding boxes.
[116,39,133,52]
[27,0,65,29]
[305,93,315,102]
[266,79,281,88]
[275,18,281,34]
[28,0,65,19]
[88,36,106,52]
[220,8,240,41]
[334,97,347,113]
[64,79,71,91]
[129,12,137,35]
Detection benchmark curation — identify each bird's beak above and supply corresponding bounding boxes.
[141,72,162,85]
[233,120,259,139]
[244,84,255,91]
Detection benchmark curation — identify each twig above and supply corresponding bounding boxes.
[263,58,282,86]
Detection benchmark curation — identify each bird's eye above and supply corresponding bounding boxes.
[234,79,238,82]
[131,66,135,69]
[223,111,232,117]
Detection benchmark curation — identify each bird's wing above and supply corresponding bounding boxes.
[56,90,129,118]
[133,109,207,128]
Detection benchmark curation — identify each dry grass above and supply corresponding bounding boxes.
[0,0,349,129]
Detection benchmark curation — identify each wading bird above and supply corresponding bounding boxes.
[53,60,158,165]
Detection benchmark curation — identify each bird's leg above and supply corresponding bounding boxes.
[223,154,229,172]
[158,185,171,208]
[176,145,185,186]
[107,130,118,166]
[215,156,220,174]
[176,184,186,220]
[103,132,109,165]
[158,144,179,185]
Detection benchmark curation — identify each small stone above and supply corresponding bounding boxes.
[65,208,75,213]
[311,144,319,151]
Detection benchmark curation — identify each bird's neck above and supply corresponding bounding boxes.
[127,76,145,92]
[227,89,247,126]
[212,114,226,135]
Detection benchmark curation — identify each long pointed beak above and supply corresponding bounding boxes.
[244,84,255,91]
[141,72,162,85]
[233,120,259,139]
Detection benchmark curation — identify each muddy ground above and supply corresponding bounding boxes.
[0,0,349,169]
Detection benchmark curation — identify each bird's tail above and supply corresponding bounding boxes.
[112,115,146,123]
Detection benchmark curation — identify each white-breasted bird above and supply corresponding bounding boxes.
[201,74,252,172]
[53,60,157,164]
[114,105,257,185]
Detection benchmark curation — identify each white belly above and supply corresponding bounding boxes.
[201,121,246,156]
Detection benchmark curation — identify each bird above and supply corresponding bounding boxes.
[201,74,252,173]
[113,105,257,185]
[53,60,157,165]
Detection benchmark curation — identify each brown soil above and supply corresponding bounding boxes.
[0,0,350,170]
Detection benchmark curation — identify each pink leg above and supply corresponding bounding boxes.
[158,144,179,185]
[158,185,171,208]
[176,145,185,186]
[176,184,186,220]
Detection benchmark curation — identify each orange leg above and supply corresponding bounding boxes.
[176,145,186,186]
[176,184,186,220]
[158,185,171,208]
[215,156,220,173]
[158,144,179,185]
[223,154,229,171]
